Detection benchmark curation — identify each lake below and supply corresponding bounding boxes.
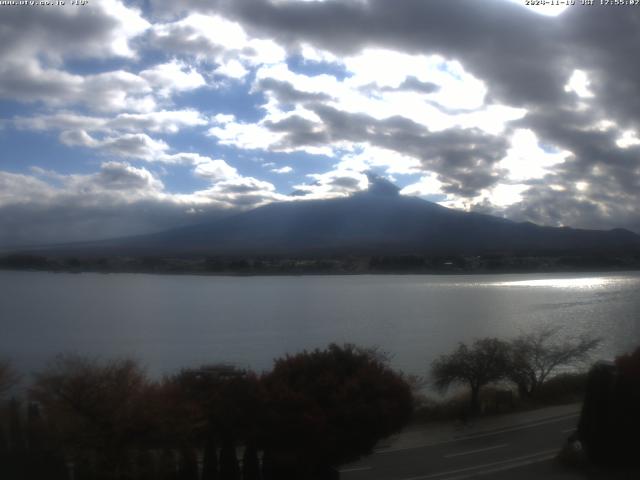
[1,270,639,380]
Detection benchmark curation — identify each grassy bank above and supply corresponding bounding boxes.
[412,372,587,424]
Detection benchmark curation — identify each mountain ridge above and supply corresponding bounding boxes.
[74,177,640,257]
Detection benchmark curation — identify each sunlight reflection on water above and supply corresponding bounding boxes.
[493,276,628,289]
[496,277,610,288]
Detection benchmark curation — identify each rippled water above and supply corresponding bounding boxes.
[1,270,639,377]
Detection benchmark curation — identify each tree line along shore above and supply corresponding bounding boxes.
[0,328,620,480]
[2,252,640,275]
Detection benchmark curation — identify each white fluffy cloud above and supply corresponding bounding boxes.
[140,60,206,97]
[497,129,570,182]
[400,174,444,197]
[271,166,293,174]
[148,13,286,79]
[193,159,240,181]
[208,117,287,151]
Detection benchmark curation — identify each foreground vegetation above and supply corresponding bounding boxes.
[0,345,412,480]
[0,330,616,479]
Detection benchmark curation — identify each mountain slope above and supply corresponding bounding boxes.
[101,180,640,257]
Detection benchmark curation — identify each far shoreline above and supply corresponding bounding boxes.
[3,250,640,277]
[2,265,640,278]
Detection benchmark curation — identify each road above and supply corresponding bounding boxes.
[339,412,580,480]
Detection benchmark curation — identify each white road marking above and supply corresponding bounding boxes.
[444,443,508,458]
[400,449,558,480]
[439,452,557,480]
[561,428,576,433]
[339,466,372,473]
[377,413,579,454]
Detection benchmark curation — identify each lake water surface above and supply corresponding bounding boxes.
[1,270,639,378]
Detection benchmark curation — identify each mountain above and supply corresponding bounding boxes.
[85,177,640,257]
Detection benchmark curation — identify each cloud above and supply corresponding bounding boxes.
[266,104,509,197]
[291,169,369,199]
[391,77,440,95]
[256,77,332,104]
[208,55,518,194]
[0,59,83,105]
[497,129,570,182]
[4,0,640,242]
[193,159,240,181]
[0,63,156,112]
[0,162,164,213]
[15,110,208,135]
[164,0,640,231]
[214,59,250,79]
[400,174,444,197]
[208,118,287,151]
[271,166,293,174]
[139,60,206,97]
[59,131,170,162]
[96,162,162,189]
[0,161,283,246]
[338,147,421,176]
[55,130,243,169]
[0,171,56,207]
[108,110,208,133]
[147,13,286,79]
[0,0,149,63]
[0,1,154,110]
[187,176,287,208]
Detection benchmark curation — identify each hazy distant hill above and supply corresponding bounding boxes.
[88,177,640,257]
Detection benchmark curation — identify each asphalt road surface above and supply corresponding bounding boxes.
[339,412,579,480]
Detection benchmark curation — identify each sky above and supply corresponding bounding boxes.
[1,0,640,246]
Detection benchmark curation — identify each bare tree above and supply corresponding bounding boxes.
[431,338,511,415]
[29,353,151,473]
[0,359,19,398]
[507,327,600,398]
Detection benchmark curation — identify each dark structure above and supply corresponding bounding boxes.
[577,360,640,467]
